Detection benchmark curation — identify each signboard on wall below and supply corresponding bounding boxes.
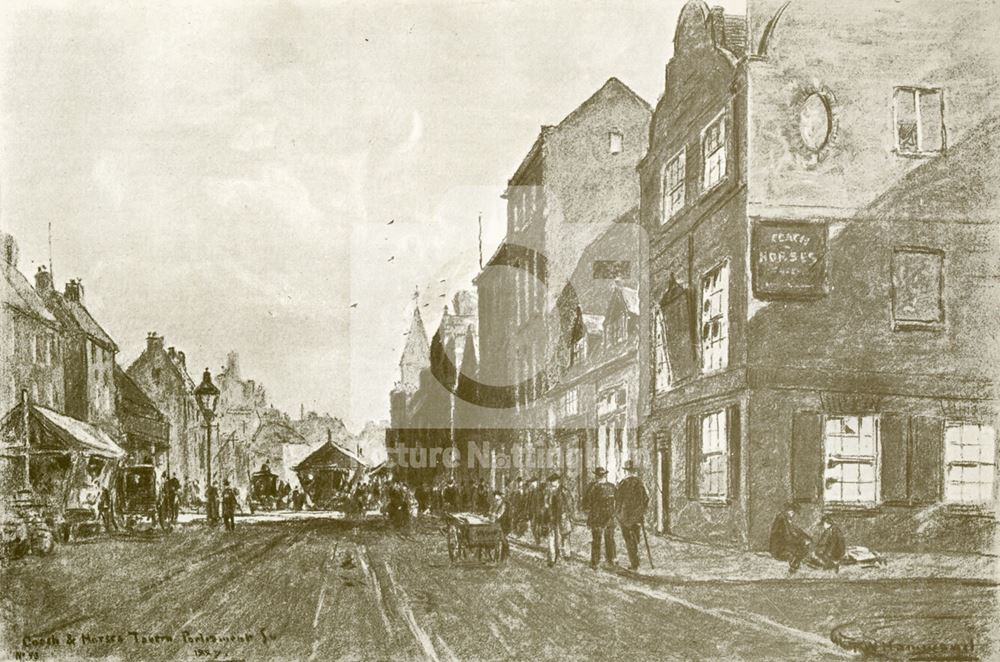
[752,220,828,299]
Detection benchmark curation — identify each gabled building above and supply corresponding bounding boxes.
[475,77,651,486]
[126,333,202,480]
[114,365,170,466]
[637,0,999,551]
[214,351,267,490]
[0,234,65,416]
[35,271,118,435]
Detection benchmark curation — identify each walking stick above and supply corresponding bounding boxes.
[640,522,655,570]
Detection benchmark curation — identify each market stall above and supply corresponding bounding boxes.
[1,396,125,542]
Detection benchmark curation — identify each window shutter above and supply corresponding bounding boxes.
[686,414,700,500]
[911,415,944,504]
[880,413,909,504]
[662,289,697,381]
[791,412,823,503]
[727,404,741,501]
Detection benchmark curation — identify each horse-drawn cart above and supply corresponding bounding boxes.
[444,512,504,564]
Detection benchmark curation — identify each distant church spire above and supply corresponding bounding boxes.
[398,295,430,391]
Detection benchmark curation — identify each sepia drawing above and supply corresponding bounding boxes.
[1,0,998,660]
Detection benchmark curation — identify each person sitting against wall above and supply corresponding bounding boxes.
[807,514,847,571]
[769,502,812,574]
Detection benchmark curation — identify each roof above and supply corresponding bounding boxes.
[618,286,640,316]
[1,262,58,325]
[507,78,651,189]
[865,114,1000,221]
[293,440,368,472]
[1,402,124,459]
[42,291,117,351]
[400,305,430,369]
[114,365,164,420]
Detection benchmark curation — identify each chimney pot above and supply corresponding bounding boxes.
[146,333,164,353]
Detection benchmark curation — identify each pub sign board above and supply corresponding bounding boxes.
[752,220,828,299]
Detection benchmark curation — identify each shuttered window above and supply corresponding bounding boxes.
[700,410,728,500]
[686,415,700,500]
[911,416,944,504]
[880,413,909,504]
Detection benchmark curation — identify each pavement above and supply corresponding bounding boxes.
[508,523,999,584]
[3,514,995,661]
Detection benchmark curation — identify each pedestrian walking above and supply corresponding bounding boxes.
[583,467,616,569]
[222,480,238,532]
[442,478,459,512]
[489,491,510,562]
[615,461,649,572]
[169,473,181,522]
[98,487,116,533]
[541,473,567,567]
[527,477,544,544]
[206,480,220,525]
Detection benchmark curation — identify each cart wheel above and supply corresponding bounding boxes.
[446,525,457,563]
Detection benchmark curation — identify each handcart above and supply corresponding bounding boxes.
[444,512,504,564]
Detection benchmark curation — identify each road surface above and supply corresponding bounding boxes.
[2,516,995,661]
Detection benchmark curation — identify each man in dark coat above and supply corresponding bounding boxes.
[442,478,459,512]
[168,473,182,522]
[769,502,811,573]
[221,480,238,532]
[205,480,220,525]
[615,461,649,572]
[583,467,616,569]
[809,514,846,571]
[529,477,546,545]
[541,474,566,566]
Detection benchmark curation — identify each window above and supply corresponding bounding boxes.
[702,111,727,189]
[152,367,162,385]
[592,260,631,280]
[654,309,672,393]
[662,148,686,221]
[561,388,579,418]
[50,336,58,363]
[700,410,728,500]
[823,415,880,505]
[893,87,944,154]
[609,131,624,155]
[945,423,996,505]
[90,341,97,365]
[34,334,46,363]
[700,262,729,372]
[608,313,627,344]
[571,334,586,366]
[891,248,944,329]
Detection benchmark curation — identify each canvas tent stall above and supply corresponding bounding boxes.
[1,396,124,524]
[293,440,367,509]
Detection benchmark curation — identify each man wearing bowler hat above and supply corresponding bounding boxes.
[615,461,649,572]
[583,467,616,569]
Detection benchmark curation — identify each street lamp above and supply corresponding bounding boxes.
[194,368,220,519]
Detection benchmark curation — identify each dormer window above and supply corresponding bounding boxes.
[608,313,627,344]
[572,335,587,366]
[609,131,624,155]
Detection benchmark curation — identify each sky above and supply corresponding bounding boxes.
[0,0,744,432]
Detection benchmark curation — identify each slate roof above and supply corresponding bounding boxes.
[1,263,58,325]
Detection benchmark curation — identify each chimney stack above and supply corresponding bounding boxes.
[64,279,84,303]
[177,351,186,368]
[146,332,164,354]
[34,266,53,292]
[168,347,176,360]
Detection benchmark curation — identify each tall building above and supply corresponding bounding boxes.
[126,333,202,480]
[214,351,267,489]
[637,0,999,551]
[35,271,118,436]
[475,78,651,485]
[0,233,65,416]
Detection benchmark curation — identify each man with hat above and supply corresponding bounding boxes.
[615,461,649,572]
[541,473,567,566]
[583,467,616,569]
[769,502,811,573]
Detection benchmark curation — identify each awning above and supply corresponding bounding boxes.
[1,402,125,459]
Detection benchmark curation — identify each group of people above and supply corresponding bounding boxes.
[769,502,847,573]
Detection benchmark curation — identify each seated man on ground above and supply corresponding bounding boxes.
[769,502,811,574]
[808,514,846,571]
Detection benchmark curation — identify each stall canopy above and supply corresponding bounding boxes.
[1,401,125,459]
[293,440,367,473]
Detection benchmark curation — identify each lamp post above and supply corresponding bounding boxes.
[194,368,220,519]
